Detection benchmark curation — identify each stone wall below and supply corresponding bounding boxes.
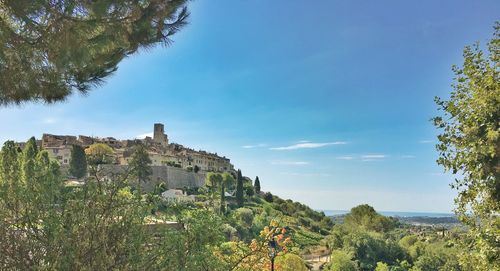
[98,165,206,192]
[149,166,205,190]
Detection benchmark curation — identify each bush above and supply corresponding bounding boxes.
[165,161,182,168]
[245,186,255,197]
[221,224,238,241]
[264,192,273,202]
[328,250,358,271]
[275,253,308,271]
[374,262,389,271]
[234,208,254,228]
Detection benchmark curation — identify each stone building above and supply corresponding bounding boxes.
[41,134,78,165]
[153,123,169,147]
[35,123,234,174]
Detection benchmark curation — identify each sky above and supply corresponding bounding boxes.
[1,0,499,213]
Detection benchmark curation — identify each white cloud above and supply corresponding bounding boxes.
[419,140,433,144]
[270,160,310,166]
[270,141,347,150]
[242,143,267,149]
[362,154,386,159]
[42,118,57,124]
[136,132,153,139]
[336,156,354,160]
[361,154,387,162]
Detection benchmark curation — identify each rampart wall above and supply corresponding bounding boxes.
[98,165,206,192]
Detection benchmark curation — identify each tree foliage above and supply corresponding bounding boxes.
[254,176,261,194]
[1,139,149,269]
[220,180,226,214]
[344,204,396,233]
[220,173,235,214]
[264,192,273,202]
[236,169,244,207]
[69,144,87,178]
[206,172,223,190]
[223,172,235,191]
[205,172,226,212]
[433,23,499,270]
[0,141,247,270]
[274,253,308,271]
[151,209,226,270]
[85,143,114,165]
[328,250,358,271]
[374,262,389,271]
[215,220,292,271]
[327,204,464,271]
[20,137,38,183]
[0,0,189,105]
[128,143,152,187]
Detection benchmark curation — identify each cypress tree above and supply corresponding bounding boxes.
[254,176,261,194]
[129,144,153,191]
[236,169,244,207]
[221,173,234,214]
[34,150,63,205]
[0,141,21,188]
[69,145,87,179]
[220,182,226,214]
[21,137,38,184]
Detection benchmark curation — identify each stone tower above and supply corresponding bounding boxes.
[153,123,168,147]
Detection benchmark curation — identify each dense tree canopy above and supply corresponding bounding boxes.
[274,253,308,271]
[0,0,189,105]
[433,23,499,270]
[69,144,87,178]
[327,204,462,271]
[85,143,114,165]
[344,204,397,232]
[328,250,358,271]
[1,140,297,270]
[206,172,223,197]
[222,172,235,191]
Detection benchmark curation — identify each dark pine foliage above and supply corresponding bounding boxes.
[254,176,261,194]
[69,145,87,178]
[129,144,153,186]
[0,0,189,105]
[236,169,244,207]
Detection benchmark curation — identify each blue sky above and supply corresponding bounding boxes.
[1,0,499,212]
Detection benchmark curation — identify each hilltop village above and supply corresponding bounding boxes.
[37,123,234,174]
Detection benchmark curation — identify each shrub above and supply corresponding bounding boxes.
[328,250,358,271]
[264,192,273,202]
[234,208,254,228]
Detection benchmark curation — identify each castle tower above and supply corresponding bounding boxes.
[153,123,168,146]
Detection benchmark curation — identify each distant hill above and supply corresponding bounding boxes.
[328,212,460,228]
[397,216,460,227]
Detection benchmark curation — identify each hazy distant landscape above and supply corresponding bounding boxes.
[325,210,460,229]
[322,210,455,218]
